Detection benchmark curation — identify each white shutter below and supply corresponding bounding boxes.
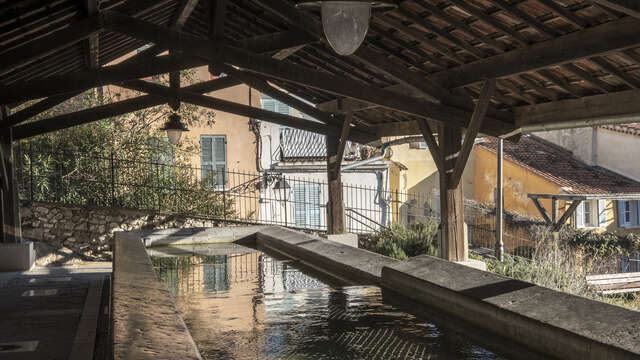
[598,200,607,228]
[575,201,585,228]
[276,101,290,115]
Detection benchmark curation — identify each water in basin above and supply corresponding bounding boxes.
[150,243,519,359]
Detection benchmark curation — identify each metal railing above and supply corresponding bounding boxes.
[17,147,541,252]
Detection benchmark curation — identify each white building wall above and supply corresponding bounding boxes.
[257,168,392,233]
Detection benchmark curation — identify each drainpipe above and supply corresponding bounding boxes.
[496,138,504,262]
[341,147,391,171]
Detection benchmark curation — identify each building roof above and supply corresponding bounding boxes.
[477,136,640,195]
[280,128,359,162]
[601,123,640,137]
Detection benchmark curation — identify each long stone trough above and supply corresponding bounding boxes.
[113,226,640,360]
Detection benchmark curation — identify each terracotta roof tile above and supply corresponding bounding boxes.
[477,136,640,195]
[601,123,640,136]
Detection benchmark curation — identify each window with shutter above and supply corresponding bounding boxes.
[200,135,227,189]
[598,200,607,228]
[575,201,585,228]
[292,184,321,230]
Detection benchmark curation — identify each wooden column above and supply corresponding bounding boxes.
[326,112,352,234]
[438,125,465,261]
[0,107,21,243]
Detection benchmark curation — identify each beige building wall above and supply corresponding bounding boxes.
[536,127,595,166]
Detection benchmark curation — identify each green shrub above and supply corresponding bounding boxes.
[373,220,439,260]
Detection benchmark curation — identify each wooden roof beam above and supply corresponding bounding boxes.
[80,0,101,69]
[590,0,640,19]
[13,77,241,140]
[119,79,374,143]
[172,0,200,29]
[514,89,640,133]
[431,16,640,89]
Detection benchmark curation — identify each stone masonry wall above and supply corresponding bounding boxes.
[20,201,225,261]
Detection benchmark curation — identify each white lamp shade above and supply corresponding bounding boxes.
[166,129,183,145]
[321,1,372,56]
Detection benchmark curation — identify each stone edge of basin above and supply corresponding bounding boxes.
[382,255,640,360]
[142,225,270,247]
[112,231,202,360]
[256,226,398,284]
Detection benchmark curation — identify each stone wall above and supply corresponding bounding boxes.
[20,201,224,261]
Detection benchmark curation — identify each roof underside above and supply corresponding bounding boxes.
[3,0,640,137]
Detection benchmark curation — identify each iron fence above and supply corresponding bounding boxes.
[18,147,540,254]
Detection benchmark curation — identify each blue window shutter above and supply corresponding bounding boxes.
[632,201,639,227]
[213,136,227,187]
[201,136,213,185]
[261,97,276,112]
[308,184,321,229]
[618,201,626,227]
[575,202,584,228]
[598,200,607,228]
[293,185,307,227]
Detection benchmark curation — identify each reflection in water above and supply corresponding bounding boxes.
[151,244,508,360]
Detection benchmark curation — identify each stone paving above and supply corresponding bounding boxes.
[0,263,111,360]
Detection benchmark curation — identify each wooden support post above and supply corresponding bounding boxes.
[326,112,352,234]
[439,125,465,262]
[0,107,21,243]
[496,138,504,261]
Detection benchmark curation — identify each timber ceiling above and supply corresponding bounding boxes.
[2,0,640,139]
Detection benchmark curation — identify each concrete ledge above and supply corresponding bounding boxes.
[0,241,35,271]
[112,232,201,360]
[257,227,397,284]
[142,226,268,247]
[382,255,640,360]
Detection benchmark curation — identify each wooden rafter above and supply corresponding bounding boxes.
[0,54,208,104]
[430,16,640,89]
[172,0,200,29]
[101,10,515,136]
[12,77,241,140]
[590,0,640,19]
[80,0,101,69]
[553,200,582,232]
[118,79,373,143]
[450,79,496,188]
[417,119,442,173]
[531,197,553,224]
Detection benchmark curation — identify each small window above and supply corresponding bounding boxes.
[576,200,600,229]
[619,200,639,228]
[201,135,227,189]
[418,141,427,149]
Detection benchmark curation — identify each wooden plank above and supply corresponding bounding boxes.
[0,54,207,104]
[0,14,102,76]
[237,31,317,55]
[450,79,495,188]
[430,16,640,89]
[587,272,640,281]
[590,0,640,19]
[327,134,345,235]
[333,111,353,164]
[13,77,241,140]
[81,0,101,69]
